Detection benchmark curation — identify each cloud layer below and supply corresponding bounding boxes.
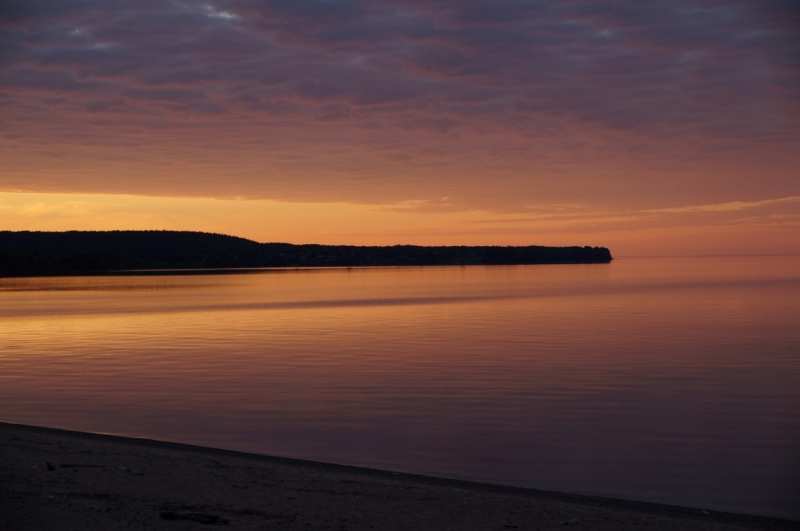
[1,0,798,210]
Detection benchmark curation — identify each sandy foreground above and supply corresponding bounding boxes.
[1,422,797,531]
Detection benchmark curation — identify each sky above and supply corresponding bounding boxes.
[1,0,798,255]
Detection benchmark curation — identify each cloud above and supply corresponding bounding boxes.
[0,0,798,209]
[646,196,800,214]
[4,0,796,129]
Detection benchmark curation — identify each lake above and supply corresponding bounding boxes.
[1,257,798,520]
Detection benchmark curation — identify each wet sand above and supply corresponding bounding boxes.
[1,422,796,531]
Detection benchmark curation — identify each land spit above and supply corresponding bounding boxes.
[0,230,612,277]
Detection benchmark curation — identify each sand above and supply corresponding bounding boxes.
[1,422,796,531]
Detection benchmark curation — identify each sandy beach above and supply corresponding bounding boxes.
[1,422,797,531]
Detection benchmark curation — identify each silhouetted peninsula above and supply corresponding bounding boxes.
[0,231,612,277]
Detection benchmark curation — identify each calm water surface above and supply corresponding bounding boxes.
[1,257,799,519]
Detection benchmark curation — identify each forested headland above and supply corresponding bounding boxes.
[0,231,612,277]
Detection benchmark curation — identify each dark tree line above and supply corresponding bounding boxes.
[0,231,612,277]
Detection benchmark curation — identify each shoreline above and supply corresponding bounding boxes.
[0,261,612,280]
[0,231,612,278]
[2,422,797,530]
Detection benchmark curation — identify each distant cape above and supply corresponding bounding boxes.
[0,231,612,277]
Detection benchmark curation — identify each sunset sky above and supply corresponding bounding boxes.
[1,0,798,255]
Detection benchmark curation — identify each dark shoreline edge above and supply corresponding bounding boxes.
[1,262,613,279]
[2,421,796,527]
[0,230,612,278]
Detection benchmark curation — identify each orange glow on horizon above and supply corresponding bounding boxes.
[1,192,798,256]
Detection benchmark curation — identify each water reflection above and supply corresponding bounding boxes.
[1,257,799,519]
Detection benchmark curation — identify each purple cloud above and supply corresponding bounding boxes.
[0,0,798,208]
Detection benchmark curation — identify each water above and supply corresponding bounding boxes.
[1,257,798,519]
